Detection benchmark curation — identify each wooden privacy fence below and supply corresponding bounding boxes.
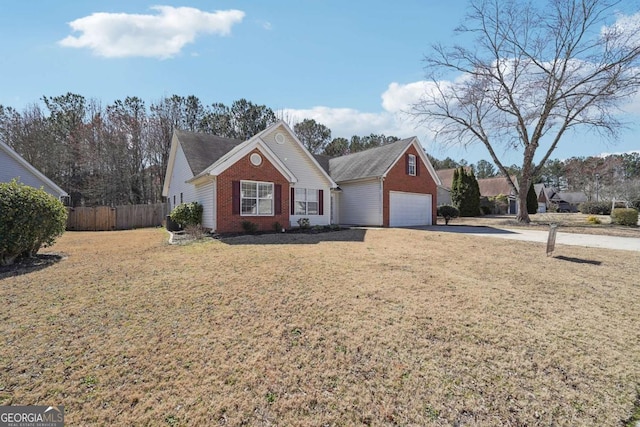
[66,203,169,231]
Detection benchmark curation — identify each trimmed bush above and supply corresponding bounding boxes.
[579,201,611,215]
[169,202,203,227]
[437,205,460,225]
[0,180,68,266]
[611,208,638,226]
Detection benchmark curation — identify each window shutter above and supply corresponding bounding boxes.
[232,181,240,215]
[275,184,282,215]
[405,154,410,175]
[290,187,295,215]
[318,189,324,215]
[416,158,421,176]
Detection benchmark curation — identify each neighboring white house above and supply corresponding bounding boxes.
[0,140,68,199]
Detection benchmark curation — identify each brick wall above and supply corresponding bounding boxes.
[216,149,290,233]
[382,145,438,226]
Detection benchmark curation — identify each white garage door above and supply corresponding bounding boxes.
[389,191,432,227]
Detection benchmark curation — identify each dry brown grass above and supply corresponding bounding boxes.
[1,227,639,426]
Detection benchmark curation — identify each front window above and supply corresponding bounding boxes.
[295,188,319,215]
[408,154,416,176]
[241,181,273,216]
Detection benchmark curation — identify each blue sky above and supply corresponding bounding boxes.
[0,0,638,165]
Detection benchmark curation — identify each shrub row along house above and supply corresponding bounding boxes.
[162,121,441,233]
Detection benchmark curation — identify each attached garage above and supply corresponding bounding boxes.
[389,191,432,227]
[326,138,441,227]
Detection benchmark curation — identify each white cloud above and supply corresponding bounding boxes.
[381,81,432,113]
[282,81,436,141]
[59,6,245,59]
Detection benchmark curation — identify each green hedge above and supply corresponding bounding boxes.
[611,208,638,226]
[578,201,611,215]
[0,180,68,266]
[169,202,203,227]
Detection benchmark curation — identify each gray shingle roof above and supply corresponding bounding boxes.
[556,191,587,204]
[328,138,414,182]
[312,154,332,175]
[477,176,518,197]
[175,130,243,176]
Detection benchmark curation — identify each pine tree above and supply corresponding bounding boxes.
[452,167,480,217]
[527,183,538,214]
[467,169,481,216]
[451,167,464,209]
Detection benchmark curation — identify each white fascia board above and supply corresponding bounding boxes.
[162,132,180,197]
[415,138,443,186]
[381,137,442,186]
[195,138,298,184]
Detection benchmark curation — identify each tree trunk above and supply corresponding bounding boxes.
[516,180,531,223]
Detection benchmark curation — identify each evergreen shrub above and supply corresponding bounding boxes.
[0,180,68,266]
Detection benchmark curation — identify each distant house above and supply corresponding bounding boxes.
[435,167,472,206]
[163,121,441,233]
[0,140,68,200]
[535,183,587,212]
[477,176,519,214]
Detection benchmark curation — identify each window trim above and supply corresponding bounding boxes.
[294,188,319,215]
[408,154,417,176]
[293,188,324,216]
[240,180,274,216]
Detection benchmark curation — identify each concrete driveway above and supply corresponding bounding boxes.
[421,225,640,252]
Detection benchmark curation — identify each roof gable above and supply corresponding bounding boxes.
[192,138,297,183]
[253,121,337,188]
[328,139,414,182]
[328,138,441,186]
[188,121,338,185]
[175,130,243,176]
[0,140,68,197]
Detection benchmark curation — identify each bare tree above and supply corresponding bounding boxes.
[413,0,640,222]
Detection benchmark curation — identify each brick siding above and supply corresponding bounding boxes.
[216,149,290,233]
[382,145,438,226]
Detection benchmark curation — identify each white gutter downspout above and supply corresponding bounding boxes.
[380,177,385,226]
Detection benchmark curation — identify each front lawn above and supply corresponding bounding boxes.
[1,228,639,426]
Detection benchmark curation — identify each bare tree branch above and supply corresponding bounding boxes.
[413,0,640,222]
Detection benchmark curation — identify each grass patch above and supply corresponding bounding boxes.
[1,228,639,425]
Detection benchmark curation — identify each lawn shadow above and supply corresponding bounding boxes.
[220,228,367,245]
[417,225,518,235]
[0,253,66,279]
[553,255,602,265]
